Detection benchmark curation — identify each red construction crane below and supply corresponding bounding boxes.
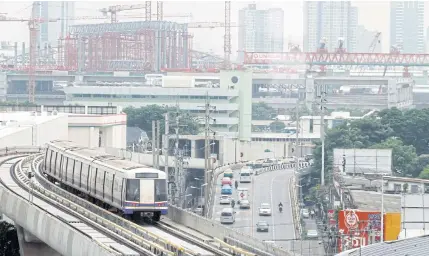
[0,4,114,102]
[0,2,60,103]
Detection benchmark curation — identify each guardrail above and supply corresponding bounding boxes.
[206,162,246,219]
[169,204,290,256]
[28,156,207,256]
[254,162,310,176]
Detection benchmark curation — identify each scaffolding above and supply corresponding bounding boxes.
[62,21,191,72]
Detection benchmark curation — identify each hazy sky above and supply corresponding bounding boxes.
[0,1,428,56]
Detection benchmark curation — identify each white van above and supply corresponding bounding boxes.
[240,169,252,183]
[220,208,235,224]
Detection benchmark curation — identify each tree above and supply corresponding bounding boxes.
[252,102,276,120]
[419,166,429,179]
[123,105,200,137]
[378,108,429,155]
[312,117,394,179]
[0,222,20,256]
[269,121,285,132]
[370,137,418,177]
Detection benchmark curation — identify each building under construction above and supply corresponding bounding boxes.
[61,21,191,72]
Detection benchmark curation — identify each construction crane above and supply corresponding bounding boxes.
[358,32,381,75]
[0,3,113,103]
[100,3,189,23]
[100,4,146,23]
[224,1,231,69]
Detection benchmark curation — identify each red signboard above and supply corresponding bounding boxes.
[337,209,381,252]
[327,210,336,227]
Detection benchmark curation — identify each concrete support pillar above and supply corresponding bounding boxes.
[15,225,61,256]
[190,140,196,158]
[218,139,224,165]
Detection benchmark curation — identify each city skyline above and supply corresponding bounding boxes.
[0,1,429,56]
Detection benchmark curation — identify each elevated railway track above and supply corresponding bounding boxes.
[0,147,260,256]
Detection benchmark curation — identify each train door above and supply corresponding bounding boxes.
[140,180,154,204]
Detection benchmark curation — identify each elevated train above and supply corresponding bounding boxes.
[44,140,168,221]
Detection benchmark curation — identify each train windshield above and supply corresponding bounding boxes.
[126,179,140,202]
[155,179,167,202]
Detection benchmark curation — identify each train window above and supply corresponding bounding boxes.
[64,157,68,181]
[111,174,115,202]
[79,162,83,187]
[126,179,140,202]
[155,179,167,202]
[102,172,106,198]
[87,165,90,191]
[58,155,63,179]
[72,160,76,185]
[94,168,98,194]
[53,152,58,175]
[44,149,48,168]
[135,173,158,179]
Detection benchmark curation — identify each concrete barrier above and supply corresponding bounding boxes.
[0,181,119,256]
[254,162,310,176]
[168,205,292,256]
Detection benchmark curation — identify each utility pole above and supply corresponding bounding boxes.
[317,84,327,186]
[156,120,161,169]
[294,90,302,202]
[164,113,173,204]
[202,93,216,216]
[204,95,210,214]
[152,120,156,168]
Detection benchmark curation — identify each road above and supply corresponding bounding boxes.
[212,167,297,251]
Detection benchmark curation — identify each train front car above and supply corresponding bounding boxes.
[123,168,168,221]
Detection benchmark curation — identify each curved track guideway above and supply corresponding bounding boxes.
[0,152,143,256]
[32,155,220,256]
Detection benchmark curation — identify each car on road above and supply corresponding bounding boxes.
[219,195,232,205]
[259,203,272,216]
[221,177,232,186]
[239,199,250,209]
[221,185,233,195]
[301,208,310,218]
[256,221,269,232]
[220,208,235,224]
[223,170,233,178]
[307,229,318,239]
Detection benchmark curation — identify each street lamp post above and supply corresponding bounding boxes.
[201,183,208,205]
[184,194,192,209]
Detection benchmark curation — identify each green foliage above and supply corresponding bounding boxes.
[123,105,200,137]
[313,107,429,180]
[370,137,418,176]
[419,166,429,179]
[269,121,286,132]
[378,108,429,155]
[0,221,20,256]
[252,102,276,120]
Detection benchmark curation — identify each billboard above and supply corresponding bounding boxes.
[333,148,392,175]
[327,210,336,227]
[384,212,401,241]
[401,194,429,235]
[337,209,382,252]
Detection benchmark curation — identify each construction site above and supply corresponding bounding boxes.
[0,1,427,108]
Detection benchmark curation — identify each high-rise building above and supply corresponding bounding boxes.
[356,25,382,53]
[37,1,75,47]
[303,1,358,53]
[238,4,284,61]
[390,1,424,54]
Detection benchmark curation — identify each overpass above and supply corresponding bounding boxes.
[0,147,304,256]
